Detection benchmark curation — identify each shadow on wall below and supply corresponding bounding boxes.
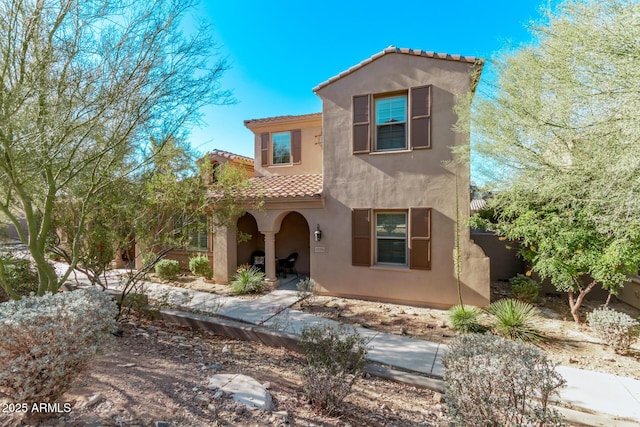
[237,212,263,267]
[471,230,525,282]
[275,212,310,276]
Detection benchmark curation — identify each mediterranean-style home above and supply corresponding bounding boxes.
[170,47,492,308]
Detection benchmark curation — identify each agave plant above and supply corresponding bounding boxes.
[487,298,544,343]
[448,304,488,334]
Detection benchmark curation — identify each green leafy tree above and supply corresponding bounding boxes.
[51,136,208,285]
[0,0,230,296]
[464,0,640,322]
[52,135,260,316]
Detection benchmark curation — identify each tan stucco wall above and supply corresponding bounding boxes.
[247,115,322,177]
[313,53,490,308]
[614,280,640,310]
[471,231,526,282]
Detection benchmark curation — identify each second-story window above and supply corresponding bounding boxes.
[272,132,291,165]
[352,86,431,154]
[260,129,300,167]
[375,95,407,151]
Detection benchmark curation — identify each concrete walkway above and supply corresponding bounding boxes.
[59,267,640,426]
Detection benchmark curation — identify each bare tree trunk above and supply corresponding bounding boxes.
[568,280,598,323]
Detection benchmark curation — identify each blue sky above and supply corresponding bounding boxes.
[186,0,553,180]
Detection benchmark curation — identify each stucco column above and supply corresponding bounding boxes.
[213,225,237,285]
[263,231,280,288]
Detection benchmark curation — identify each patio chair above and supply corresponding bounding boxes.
[250,250,265,273]
[277,252,298,278]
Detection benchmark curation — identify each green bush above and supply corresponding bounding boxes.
[587,307,640,354]
[298,323,368,415]
[510,274,540,303]
[230,265,265,295]
[189,254,212,279]
[448,305,487,333]
[142,252,158,269]
[443,334,565,426]
[0,289,117,406]
[487,298,544,343]
[154,259,180,280]
[0,255,39,301]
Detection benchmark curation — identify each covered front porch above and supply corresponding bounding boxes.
[211,174,324,287]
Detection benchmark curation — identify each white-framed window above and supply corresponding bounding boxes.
[352,86,431,154]
[272,132,291,165]
[375,211,407,265]
[375,95,407,151]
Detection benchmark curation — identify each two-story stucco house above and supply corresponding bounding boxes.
[206,47,490,308]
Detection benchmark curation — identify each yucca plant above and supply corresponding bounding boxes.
[448,305,487,333]
[230,265,266,295]
[487,298,544,343]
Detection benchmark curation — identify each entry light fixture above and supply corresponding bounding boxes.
[314,224,322,242]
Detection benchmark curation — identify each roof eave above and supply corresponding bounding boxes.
[313,46,484,93]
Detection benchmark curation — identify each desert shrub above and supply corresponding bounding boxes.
[487,298,544,343]
[298,323,368,415]
[448,304,487,333]
[510,274,539,303]
[443,334,566,426]
[142,252,158,269]
[0,255,39,300]
[230,265,265,295]
[296,277,317,305]
[587,307,640,354]
[189,254,212,279]
[0,289,117,406]
[154,259,180,280]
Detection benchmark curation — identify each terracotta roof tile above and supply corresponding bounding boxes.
[243,174,323,199]
[313,46,484,92]
[209,149,254,164]
[244,112,322,127]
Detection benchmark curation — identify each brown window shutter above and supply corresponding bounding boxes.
[291,129,301,163]
[353,94,370,154]
[260,133,269,166]
[409,207,431,270]
[352,209,371,266]
[410,85,431,149]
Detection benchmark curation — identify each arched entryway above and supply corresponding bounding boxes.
[236,212,262,267]
[276,211,310,277]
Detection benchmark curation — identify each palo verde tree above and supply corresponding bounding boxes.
[462,0,640,322]
[0,0,231,297]
[51,135,204,286]
[52,135,258,293]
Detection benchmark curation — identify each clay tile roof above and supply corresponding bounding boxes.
[244,174,323,199]
[209,149,254,164]
[313,46,484,92]
[244,112,322,127]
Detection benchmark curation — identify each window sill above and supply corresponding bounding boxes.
[369,149,411,155]
[171,248,209,253]
[268,164,293,168]
[369,264,411,272]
